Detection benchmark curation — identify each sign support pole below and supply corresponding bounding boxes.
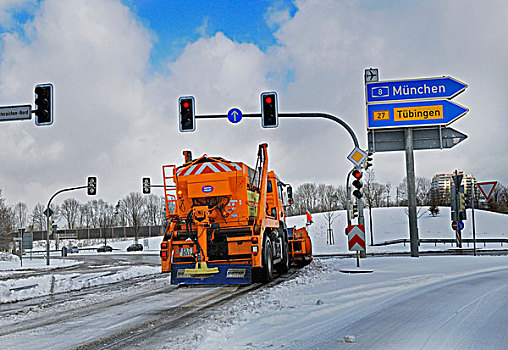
[472,185,477,256]
[404,128,419,257]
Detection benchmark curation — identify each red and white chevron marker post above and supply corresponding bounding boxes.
[347,225,366,267]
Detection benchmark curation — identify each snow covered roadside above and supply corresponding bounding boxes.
[0,253,81,276]
[0,252,160,303]
[161,255,508,349]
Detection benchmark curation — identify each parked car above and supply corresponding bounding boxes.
[97,245,113,253]
[68,246,79,253]
[126,243,143,252]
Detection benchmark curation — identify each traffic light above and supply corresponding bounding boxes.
[349,203,358,219]
[352,169,363,199]
[34,83,53,126]
[363,152,373,170]
[179,96,195,132]
[142,177,151,194]
[87,176,97,195]
[458,193,465,212]
[458,192,467,220]
[261,92,278,128]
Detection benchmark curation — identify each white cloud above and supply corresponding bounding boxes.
[1,0,508,213]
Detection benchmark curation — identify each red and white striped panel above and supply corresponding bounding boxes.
[177,162,242,176]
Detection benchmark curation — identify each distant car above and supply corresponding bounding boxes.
[68,246,79,254]
[126,243,143,252]
[97,245,113,253]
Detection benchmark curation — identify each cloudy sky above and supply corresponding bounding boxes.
[0,0,507,209]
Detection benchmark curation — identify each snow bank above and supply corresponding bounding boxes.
[0,265,160,303]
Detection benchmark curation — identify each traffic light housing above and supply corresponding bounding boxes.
[458,193,465,212]
[363,152,373,170]
[87,176,97,195]
[261,92,278,128]
[142,177,151,194]
[352,169,363,199]
[349,203,358,219]
[34,83,53,126]
[179,96,195,132]
[458,192,467,220]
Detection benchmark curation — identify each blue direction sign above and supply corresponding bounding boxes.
[366,76,467,104]
[227,108,242,123]
[367,99,469,129]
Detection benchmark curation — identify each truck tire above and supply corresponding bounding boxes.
[274,235,289,274]
[252,237,274,283]
[263,238,274,282]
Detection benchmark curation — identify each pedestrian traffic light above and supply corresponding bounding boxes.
[87,176,97,195]
[261,92,278,128]
[34,83,53,126]
[352,169,363,199]
[363,152,373,170]
[179,96,195,132]
[142,177,151,194]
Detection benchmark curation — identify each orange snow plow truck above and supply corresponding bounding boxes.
[160,143,312,285]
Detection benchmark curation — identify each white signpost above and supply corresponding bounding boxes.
[0,105,31,122]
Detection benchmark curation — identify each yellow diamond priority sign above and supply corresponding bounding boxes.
[347,147,367,167]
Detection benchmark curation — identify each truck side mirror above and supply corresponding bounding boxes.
[287,185,294,205]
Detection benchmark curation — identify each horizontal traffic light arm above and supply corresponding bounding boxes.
[196,112,360,148]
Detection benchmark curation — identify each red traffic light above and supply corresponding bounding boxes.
[352,170,362,179]
[265,96,272,104]
[183,101,189,108]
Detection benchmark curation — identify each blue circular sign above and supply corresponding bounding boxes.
[458,221,465,230]
[202,185,214,193]
[227,108,242,124]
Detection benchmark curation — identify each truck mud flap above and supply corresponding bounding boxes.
[171,263,252,285]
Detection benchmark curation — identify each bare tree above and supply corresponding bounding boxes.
[293,183,318,214]
[30,203,46,231]
[13,202,28,229]
[0,189,14,252]
[319,185,339,240]
[397,176,432,207]
[60,198,80,229]
[121,192,145,241]
[79,203,92,228]
[145,194,165,225]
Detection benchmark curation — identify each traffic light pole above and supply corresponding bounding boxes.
[197,113,360,148]
[45,185,88,265]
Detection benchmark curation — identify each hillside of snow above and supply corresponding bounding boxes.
[287,206,508,255]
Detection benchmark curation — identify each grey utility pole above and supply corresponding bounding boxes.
[404,128,419,257]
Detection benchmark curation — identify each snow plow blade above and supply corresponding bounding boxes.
[184,262,219,278]
[172,263,252,285]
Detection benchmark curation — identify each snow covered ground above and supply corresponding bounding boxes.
[288,206,508,255]
[166,255,508,349]
[2,207,508,349]
[2,207,507,305]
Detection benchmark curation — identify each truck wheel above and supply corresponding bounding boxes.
[275,238,289,274]
[262,238,274,282]
[252,237,274,283]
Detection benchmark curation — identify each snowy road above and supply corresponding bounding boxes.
[318,265,508,349]
[2,254,508,349]
[175,256,508,350]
